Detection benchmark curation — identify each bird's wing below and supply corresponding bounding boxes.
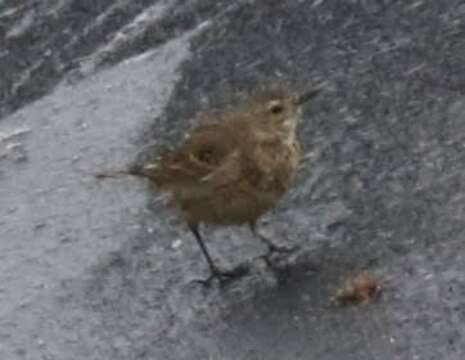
[199,150,242,188]
[148,123,241,189]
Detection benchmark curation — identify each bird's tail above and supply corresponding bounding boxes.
[94,169,139,179]
[94,164,160,183]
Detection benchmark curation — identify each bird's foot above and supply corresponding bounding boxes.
[259,243,299,268]
[265,242,298,257]
[252,229,298,260]
[192,263,250,287]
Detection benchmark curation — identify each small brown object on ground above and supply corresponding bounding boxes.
[96,83,325,284]
[332,271,383,305]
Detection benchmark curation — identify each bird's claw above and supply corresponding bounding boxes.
[192,264,250,287]
[265,243,298,257]
[259,243,299,268]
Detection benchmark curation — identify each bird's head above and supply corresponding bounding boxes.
[247,83,325,138]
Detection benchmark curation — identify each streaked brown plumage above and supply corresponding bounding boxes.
[97,83,324,283]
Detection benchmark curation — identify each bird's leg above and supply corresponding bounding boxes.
[249,221,297,258]
[188,222,248,285]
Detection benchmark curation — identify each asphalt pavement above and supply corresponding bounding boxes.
[1,1,465,359]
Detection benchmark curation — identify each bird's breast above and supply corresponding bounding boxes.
[256,140,300,190]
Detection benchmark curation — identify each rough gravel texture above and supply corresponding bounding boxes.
[1,0,465,359]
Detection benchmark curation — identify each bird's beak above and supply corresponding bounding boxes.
[295,82,327,105]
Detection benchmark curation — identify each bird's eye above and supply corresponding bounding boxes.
[268,101,284,115]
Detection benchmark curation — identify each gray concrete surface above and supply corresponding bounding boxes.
[1,0,465,359]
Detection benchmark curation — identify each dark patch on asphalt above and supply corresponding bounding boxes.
[0,0,233,118]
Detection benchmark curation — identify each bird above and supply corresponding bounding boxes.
[96,83,324,284]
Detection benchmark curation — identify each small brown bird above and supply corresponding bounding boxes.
[97,83,324,283]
